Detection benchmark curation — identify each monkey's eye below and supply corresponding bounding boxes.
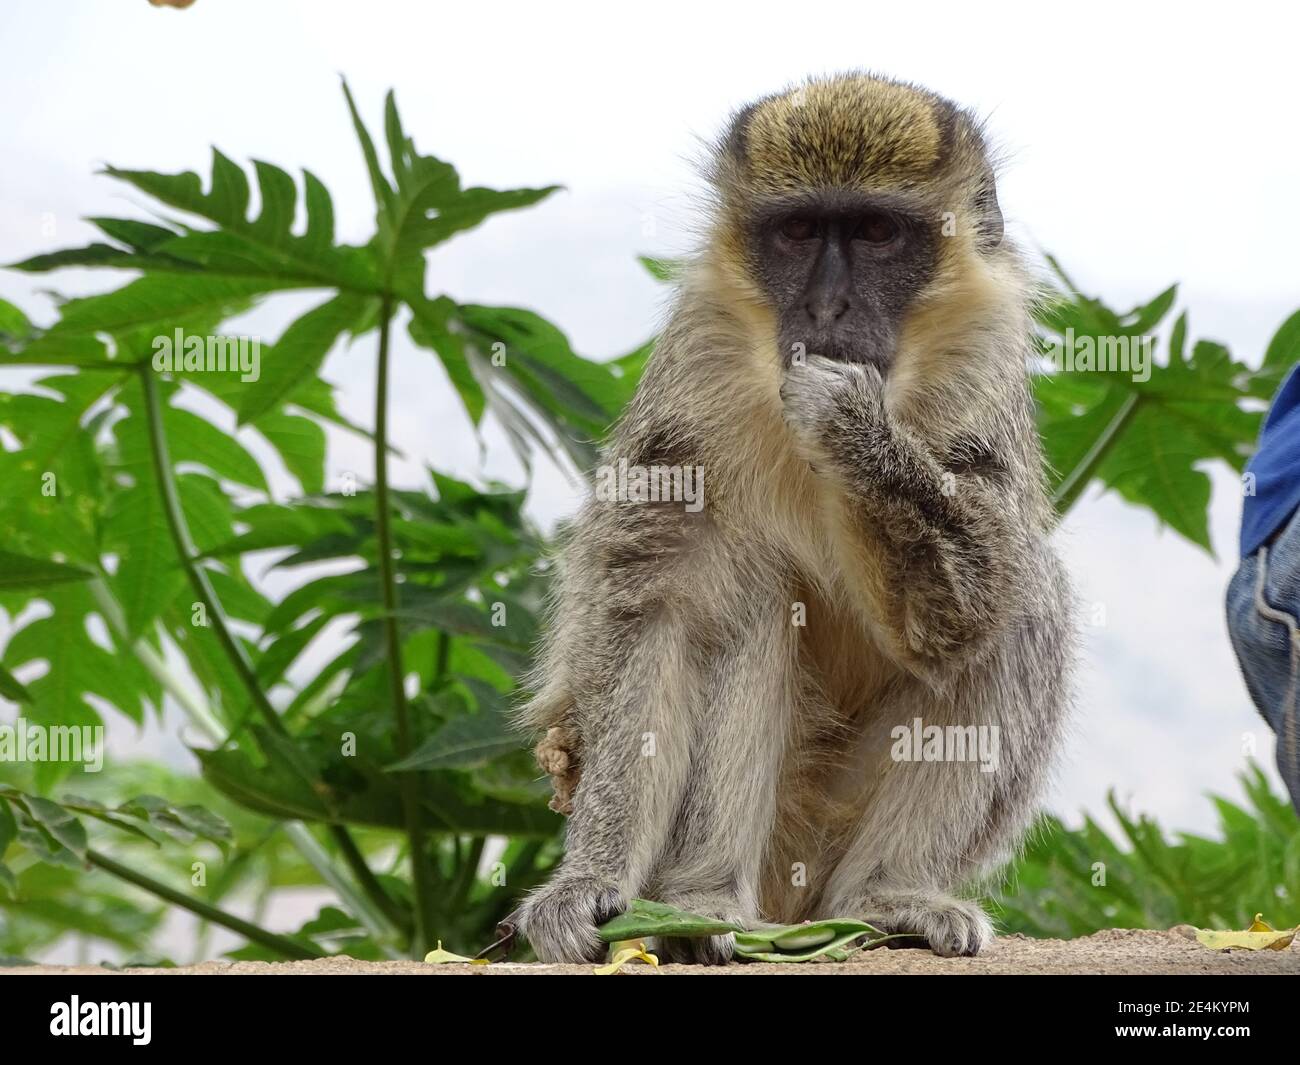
[854,212,899,245]
[779,216,817,242]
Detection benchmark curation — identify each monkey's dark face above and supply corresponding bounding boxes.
[748,191,938,372]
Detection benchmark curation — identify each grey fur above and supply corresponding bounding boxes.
[516,74,1074,963]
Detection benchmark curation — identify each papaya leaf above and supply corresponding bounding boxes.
[0,296,32,339]
[49,276,284,339]
[236,292,369,424]
[99,152,378,292]
[0,664,34,704]
[0,552,94,591]
[386,683,518,771]
[3,582,161,735]
[1037,284,1266,552]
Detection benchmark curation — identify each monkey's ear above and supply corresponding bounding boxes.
[973,172,1003,249]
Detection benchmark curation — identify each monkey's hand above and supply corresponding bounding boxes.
[534,725,580,816]
[516,874,625,963]
[778,354,887,465]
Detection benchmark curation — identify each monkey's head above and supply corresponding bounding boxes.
[708,73,1006,374]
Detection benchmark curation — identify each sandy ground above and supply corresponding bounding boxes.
[4,927,1298,975]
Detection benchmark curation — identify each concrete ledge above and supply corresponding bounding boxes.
[5,928,1298,975]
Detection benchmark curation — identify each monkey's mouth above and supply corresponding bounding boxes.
[824,346,892,370]
[788,334,893,372]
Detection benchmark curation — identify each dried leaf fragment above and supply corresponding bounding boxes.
[594,943,659,975]
[424,940,490,964]
[1194,914,1297,952]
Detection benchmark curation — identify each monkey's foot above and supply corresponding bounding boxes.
[650,893,749,965]
[838,889,992,957]
[517,875,624,964]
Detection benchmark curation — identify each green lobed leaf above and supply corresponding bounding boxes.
[236,292,369,425]
[0,664,34,704]
[196,741,560,837]
[637,255,684,283]
[12,794,89,860]
[3,582,160,734]
[386,679,519,772]
[0,552,95,591]
[254,410,327,495]
[1036,282,1267,551]
[408,295,486,425]
[99,152,378,292]
[49,276,284,339]
[0,297,33,339]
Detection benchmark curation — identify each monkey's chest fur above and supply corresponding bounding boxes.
[763,573,906,921]
[638,482,916,923]
[595,382,943,922]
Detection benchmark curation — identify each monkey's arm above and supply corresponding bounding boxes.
[781,355,1034,676]
[514,601,703,961]
[517,526,602,814]
[518,602,582,815]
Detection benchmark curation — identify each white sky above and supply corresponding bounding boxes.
[3,0,1300,838]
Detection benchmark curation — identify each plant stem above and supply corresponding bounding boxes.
[434,630,451,678]
[331,825,411,937]
[1051,391,1141,515]
[452,837,486,909]
[137,365,284,738]
[90,578,226,740]
[133,368,404,948]
[282,824,398,946]
[86,849,321,960]
[506,840,546,891]
[372,296,433,956]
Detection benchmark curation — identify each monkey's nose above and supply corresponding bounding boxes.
[804,296,850,325]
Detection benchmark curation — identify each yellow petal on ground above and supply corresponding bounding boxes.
[594,945,660,975]
[1194,915,1296,952]
[424,940,490,964]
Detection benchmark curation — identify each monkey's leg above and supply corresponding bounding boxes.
[649,600,793,964]
[823,618,1069,957]
[515,614,699,963]
[823,719,997,955]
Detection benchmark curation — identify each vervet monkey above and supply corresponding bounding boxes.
[517,72,1074,963]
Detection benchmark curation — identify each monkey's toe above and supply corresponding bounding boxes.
[847,891,993,958]
[650,893,747,965]
[653,932,736,966]
[915,899,992,957]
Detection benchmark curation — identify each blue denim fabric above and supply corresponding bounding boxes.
[1226,506,1300,814]
[1241,365,1300,556]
